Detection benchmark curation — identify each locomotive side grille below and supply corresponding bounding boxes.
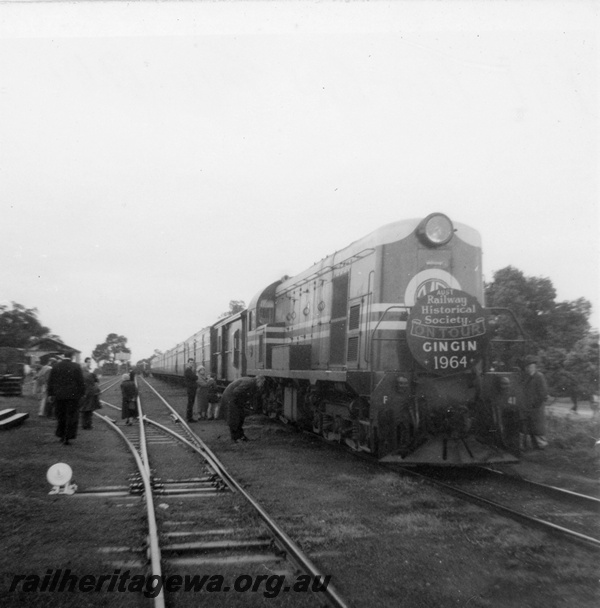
[330,274,349,364]
[331,274,349,319]
[347,336,359,361]
[348,304,361,330]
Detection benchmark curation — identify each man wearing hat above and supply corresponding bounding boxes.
[521,355,549,449]
[47,354,86,445]
[183,359,198,423]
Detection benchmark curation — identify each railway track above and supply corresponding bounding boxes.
[301,412,600,552]
[74,375,350,608]
[382,462,600,551]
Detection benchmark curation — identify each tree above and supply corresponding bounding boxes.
[218,300,246,319]
[485,266,590,350]
[563,331,599,399]
[92,333,131,364]
[0,302,54,347]
[486,266,595,396]
[546,298,591,351]
[485,267,557,345]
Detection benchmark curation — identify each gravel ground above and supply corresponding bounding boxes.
[181,406,599,608]
[1,381,599,608]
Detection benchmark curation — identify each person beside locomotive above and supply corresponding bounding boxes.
[195,366,210,420]
[206,373,220,420]
[222,376,265,442]
[47,354,86,445]
[183,358,198,422]
[520,356,549,450]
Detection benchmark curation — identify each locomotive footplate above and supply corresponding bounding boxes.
[380,436,518,465]
[372,371,519,465]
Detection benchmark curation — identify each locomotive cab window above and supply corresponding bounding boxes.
[257,299,274,326]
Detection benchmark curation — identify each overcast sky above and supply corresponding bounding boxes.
[0,1,598,362]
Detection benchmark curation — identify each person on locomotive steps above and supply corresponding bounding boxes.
[47,354,86,445]
[222,376,265,442]
[183,359,198,422]
[521,356,549,450]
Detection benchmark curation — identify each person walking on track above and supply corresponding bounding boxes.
[48,355,86,445]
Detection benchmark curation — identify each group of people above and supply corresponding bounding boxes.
[34,355,138,443]
[33,353,573,452]
[184,359,264,442]
[33,355,101,445]
[183,359,221,422]
[34,354,264,446]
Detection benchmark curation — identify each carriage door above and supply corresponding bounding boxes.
[330,273,349,364]
[222,327,229,378]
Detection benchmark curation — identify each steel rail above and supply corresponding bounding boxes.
[95,413,165,608]
[98,378,122,393]
[143,417,236,492]
[139,380,237,490]
[144,417,351,608]
[478,466,600,508]
[381,464,600,551]
[321,438,600,552]
[140,378,351,608]
[134,378,151,478]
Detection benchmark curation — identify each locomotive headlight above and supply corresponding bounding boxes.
[417,213,454,247]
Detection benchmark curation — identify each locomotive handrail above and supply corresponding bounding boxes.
[280,266,333,294]
[368,305,411,395]
[483,307,528,342]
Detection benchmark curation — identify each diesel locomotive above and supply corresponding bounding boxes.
[151,213,527,464]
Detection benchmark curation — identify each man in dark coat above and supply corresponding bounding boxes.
[521,355,549,449]
[47,355,86,445]
[120,371,138,425]
[183,359,198,422]
[222,376,265,442]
